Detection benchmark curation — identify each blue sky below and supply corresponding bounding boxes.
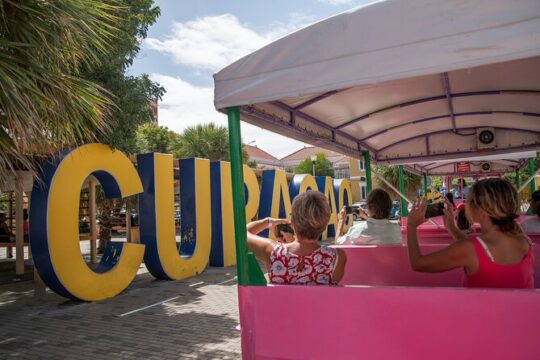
[130,0,373,158]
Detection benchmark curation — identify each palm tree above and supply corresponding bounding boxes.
[375,165,421,200]
[0,0,121,185]
[175,123,249,162]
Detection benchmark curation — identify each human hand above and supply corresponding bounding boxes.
[442,199,455,229]
[407,197,427,228]
[337,207,347,230]
[357,207,368,220]
[269,218,289,238]
[279,231,295,243]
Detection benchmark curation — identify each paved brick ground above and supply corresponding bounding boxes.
[0,266,241,359]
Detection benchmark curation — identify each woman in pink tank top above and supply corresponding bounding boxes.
[407,178,534,289]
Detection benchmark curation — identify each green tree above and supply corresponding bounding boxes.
[176,123,249,162]
[0,0,122,185]
[431,176,443,189]
[87,0,165,153]
[85,0,164,252]
[375,165,421,200]
[247,160,259,169]
[135,123,180,154]
[296,153,334,177]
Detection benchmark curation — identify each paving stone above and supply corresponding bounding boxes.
[0,267,241,359]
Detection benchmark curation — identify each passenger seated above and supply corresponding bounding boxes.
[247,191,347,285]
[456,203,472,234]
[521,190,540,233]
[0,213,15,259]
[407,178,533,288]
[335,188,402,245]
[445,192,456,210]
[0,213,15,241]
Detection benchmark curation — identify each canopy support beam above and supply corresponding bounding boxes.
[423,173,428,199]
[241,106,362,159]
[363,151,372,193]
[367,116,540,146]
[529,158,537,195]
[442,72,457,132]
[398,165,408,217]
[270,101,377,154]
[227,107,266,286]
[335,90,540,131]
[294,90,340,110]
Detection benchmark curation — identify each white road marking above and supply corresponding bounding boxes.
[117,296,180,317]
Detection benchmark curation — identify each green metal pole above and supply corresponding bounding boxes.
[227,107,266,286]
[398,165,408,217]
[363,151,372,193]
[529,158,536,194]
[422,173,428,199]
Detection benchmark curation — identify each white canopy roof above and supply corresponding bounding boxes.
[405,150,537,176]
[214,0,540,168]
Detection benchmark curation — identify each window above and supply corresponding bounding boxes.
[358,159,365,170]
[361,185,367,200]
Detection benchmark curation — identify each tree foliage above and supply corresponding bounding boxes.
[175,123,249,162]
[375,165,421,200]
[431,176,443,190]
[86,0,165,153]
[0,0,123,185]
[135,123,180,154]
[296,153,334,177]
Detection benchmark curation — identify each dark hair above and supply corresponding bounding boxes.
[0,213,5,220]
[467,178,520,234]
[367,188,392,219]
[290,191,330,240]
[532,190,540,203]
[532,190,540,217]
[23,209,29,220]
[445,192,455,207]
[457,209,470,230]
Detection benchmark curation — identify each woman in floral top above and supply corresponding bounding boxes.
[247,191,347,285]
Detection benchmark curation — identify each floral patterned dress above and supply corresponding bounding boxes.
[269,243,338,285]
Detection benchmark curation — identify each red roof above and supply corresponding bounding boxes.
[245,145,279,164]
[280,146,347,165]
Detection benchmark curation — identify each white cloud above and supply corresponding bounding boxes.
[151,74,305,158]
[318,0,358,5]
[145,14,312,72]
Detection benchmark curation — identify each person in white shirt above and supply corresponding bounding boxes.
[521,190,540,233]
[335,188,402,245]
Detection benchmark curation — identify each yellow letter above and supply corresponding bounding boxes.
[30,144,145,301]
[138,154,212,280]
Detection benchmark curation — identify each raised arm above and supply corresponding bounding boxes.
[335,207,347,242]
[406,198,474,273]
[442,199,468,242]
[246,218,286,267]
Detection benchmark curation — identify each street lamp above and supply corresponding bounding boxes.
[310,155,317,176]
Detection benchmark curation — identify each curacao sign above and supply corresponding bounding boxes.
[30,144,352,301]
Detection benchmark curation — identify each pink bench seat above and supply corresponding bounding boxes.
[334,244,540,288]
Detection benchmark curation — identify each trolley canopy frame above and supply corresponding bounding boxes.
[403,150,537,177]
[214,0,540,164]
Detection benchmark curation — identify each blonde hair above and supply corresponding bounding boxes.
[466,178,521,234]
[291,191,330,240]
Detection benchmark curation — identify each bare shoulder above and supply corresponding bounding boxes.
[448,237,476,257]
